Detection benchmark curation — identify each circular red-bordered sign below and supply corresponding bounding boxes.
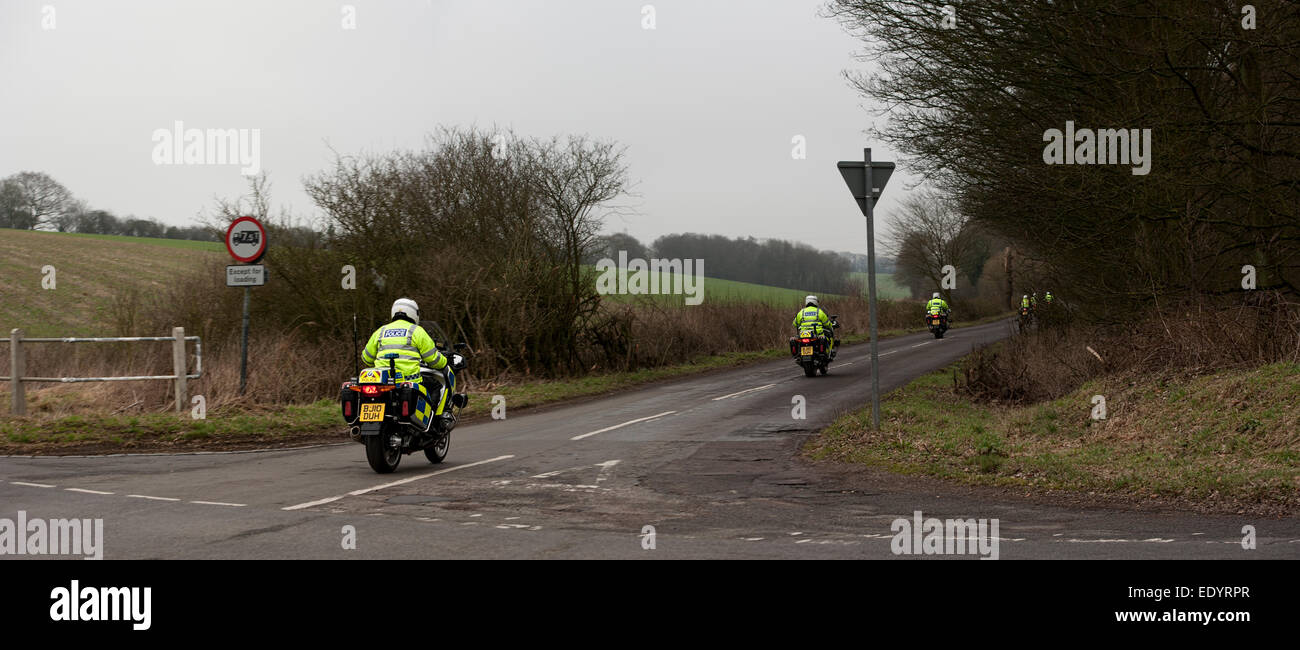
[225,216,267,263]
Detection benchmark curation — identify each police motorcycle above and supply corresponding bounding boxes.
[339,323,470,474]
[927,304,950,339]
[789,316,839,377]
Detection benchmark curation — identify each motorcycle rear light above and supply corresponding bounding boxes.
[357,385,396,396]
[801,338,813,343]
[402,400,410,417]
[344,401,352,417]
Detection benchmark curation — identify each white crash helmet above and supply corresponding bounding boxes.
[933,292,941,299]
[391,297,419,322]
[805,295,819,307]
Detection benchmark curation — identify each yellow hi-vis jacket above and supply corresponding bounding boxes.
[926,297,949,314]
[362,319,447,382]
[793,305,832,335]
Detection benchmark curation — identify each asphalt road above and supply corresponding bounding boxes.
[2,318,1296,559]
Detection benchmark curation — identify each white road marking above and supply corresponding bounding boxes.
[281,454,515,511]
[879,350,900,356]
[532,459,622,480]
[1060,538,1175,543]
[127,494,180,502]
[66,488,113,495]
[11,481,54,488]
[596,459,620,482]
[711,384,776,401]
[190,500,246,507]
[909,342,930,348]
[571,411,676,440]
[838,361,856,367]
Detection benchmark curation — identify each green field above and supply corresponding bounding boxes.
[27,231,225,252]
[848,271,911,299]
[0,228,222,337]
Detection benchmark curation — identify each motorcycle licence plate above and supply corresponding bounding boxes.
[359,403,385,422]
[800,346,813,356]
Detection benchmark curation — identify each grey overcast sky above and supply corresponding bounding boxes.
[0,0,918,252]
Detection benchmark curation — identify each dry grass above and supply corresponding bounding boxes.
[961,294,1300,404]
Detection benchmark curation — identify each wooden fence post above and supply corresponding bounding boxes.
[172,327,187,414]
[9,329,24,416]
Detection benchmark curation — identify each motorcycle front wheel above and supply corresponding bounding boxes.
[424,432,450,464]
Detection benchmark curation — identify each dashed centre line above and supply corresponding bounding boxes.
[11,481,54,488]
[711,384,776,401]
[127,494,180,502]
[571,411,676,440]
[282,454,516,511]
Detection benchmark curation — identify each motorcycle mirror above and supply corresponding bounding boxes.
[454,342,468,351]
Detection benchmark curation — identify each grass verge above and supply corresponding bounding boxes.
[804,360,1300,515]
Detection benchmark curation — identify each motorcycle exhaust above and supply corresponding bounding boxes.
[349,426,361,443]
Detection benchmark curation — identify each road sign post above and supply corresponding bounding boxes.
[838,149,896,430]
[225,216,268,396]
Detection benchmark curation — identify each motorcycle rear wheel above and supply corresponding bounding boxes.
[365,433,402,474]
[803,363,816,377]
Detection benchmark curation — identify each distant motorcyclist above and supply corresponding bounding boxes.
[793,295,836,357]
[1030,292,1038,310]
[362,298,457,430]
[1044,291,1054,304]
[926,292,950,317]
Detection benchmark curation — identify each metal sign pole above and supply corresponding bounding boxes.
[836,151,895,430]
[864,148,881,430]
[240,286,250,395]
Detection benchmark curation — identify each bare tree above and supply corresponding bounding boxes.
[6,171,72,230]
[827,0,1300,314]
[887,189,983,299]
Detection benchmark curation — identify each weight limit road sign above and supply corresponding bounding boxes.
[225,216,267,263]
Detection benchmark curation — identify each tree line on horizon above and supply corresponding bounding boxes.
[585,231,873,295]
[0,171,219,242]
